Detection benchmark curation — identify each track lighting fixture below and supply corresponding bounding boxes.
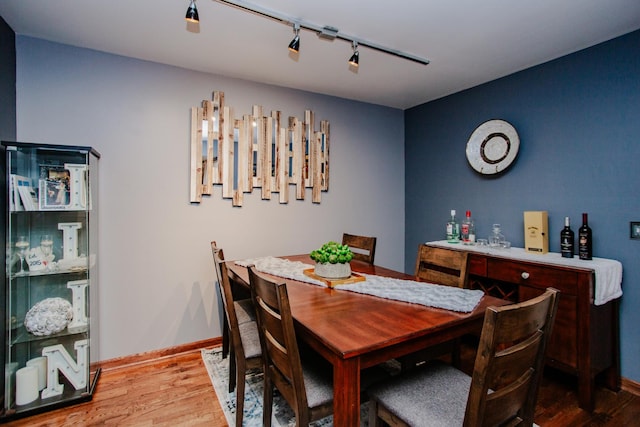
[288,24,300,53]
[185,0,199,23]
[186,0,429,67]
[348,41,359,67]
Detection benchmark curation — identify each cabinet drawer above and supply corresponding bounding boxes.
[469,254,487,276]
[487,258,578,295]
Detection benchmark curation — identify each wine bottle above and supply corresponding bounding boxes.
[578,213,592,260]
[446,210,460,243]
[461,210,475,245]
[560,216,574,258]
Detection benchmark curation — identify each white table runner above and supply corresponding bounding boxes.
[235,256,485,313]
[427,240,623,305]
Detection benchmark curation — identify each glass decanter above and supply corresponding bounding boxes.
[488,224,505,248]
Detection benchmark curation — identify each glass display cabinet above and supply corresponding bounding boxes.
[1,141,100,421]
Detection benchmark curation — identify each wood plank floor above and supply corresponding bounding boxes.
[2,343,638,426]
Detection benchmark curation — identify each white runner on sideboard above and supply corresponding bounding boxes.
[427,240,623,306]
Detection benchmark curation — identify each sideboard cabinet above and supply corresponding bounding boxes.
[427,242,620,412]
[1,142,100,421]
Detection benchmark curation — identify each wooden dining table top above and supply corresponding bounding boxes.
[226,254,509,426]
[228,254,506,359]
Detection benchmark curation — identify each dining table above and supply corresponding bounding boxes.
[226,254,509,426]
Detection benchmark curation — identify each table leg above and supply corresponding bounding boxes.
[332,358,360,427]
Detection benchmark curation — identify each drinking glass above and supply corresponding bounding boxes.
[40,235,54,269]
[15,236,30,275]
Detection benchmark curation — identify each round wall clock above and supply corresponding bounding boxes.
[466,119,519,175]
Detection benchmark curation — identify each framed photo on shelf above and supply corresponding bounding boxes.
[38,163,89,210]
[39,178,69,210]
[39,165,70,210]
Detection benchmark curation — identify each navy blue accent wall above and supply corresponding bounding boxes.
[405,30,640,382]
[0,15,16,141]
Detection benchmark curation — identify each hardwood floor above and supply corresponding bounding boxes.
[2,346,226,426]
[2,341,638,426]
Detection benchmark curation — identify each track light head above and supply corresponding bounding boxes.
[348,51,359,67]
[185,0,199,23]
[288,24,300,53]
[288,35,300,53]
[348,41,359,67]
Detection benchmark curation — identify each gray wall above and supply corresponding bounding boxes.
[405,30,640,383]
[15,37,405,361]
[0,15,15,141]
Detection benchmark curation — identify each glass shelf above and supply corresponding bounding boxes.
[9,268,88,280]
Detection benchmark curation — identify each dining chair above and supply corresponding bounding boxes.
[368,287,559,427]
[248,266,334,426]
[210,242,262,427]
[414,243,470,288]
[400,244,471,370]
[342,232,377,264]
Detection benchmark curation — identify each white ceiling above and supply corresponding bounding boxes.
[1,0,639,109]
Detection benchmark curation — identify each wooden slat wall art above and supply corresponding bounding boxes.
[320,120,330,191]
[189,91,329,206]
[252,105,263,191]
[189,107,203,203]
[290,116,305,200]
[212,92,223,186]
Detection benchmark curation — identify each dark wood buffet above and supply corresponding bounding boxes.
[427,241,621,412]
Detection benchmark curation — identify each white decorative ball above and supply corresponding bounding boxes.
[24,297,73,336]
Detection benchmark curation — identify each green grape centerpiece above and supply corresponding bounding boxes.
[310,241,354,279]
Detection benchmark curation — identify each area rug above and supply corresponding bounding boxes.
[201,348,369,426]
[202,348,541,426]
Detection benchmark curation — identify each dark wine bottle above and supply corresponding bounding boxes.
[578,213,592,260]
[560,216,574,258]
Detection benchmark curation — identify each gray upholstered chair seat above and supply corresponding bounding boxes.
[301,363,333,408]
[299,362,394,409]
[234,298,256,324]
[238,321,261,359]
[368,360,471,427]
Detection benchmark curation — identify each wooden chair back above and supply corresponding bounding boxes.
[249,266,330,426]
[342,233,377,264]
[211,242,244,359]
[464,287,559,427]
[414,244,469,288]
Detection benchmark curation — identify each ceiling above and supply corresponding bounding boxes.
[1,0,639,109]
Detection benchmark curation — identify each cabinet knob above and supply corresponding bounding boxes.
[521,272,530,279]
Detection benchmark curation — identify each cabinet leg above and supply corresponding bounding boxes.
[603,365,621,392]
[604,299,622,392]
[578,373,595,412]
